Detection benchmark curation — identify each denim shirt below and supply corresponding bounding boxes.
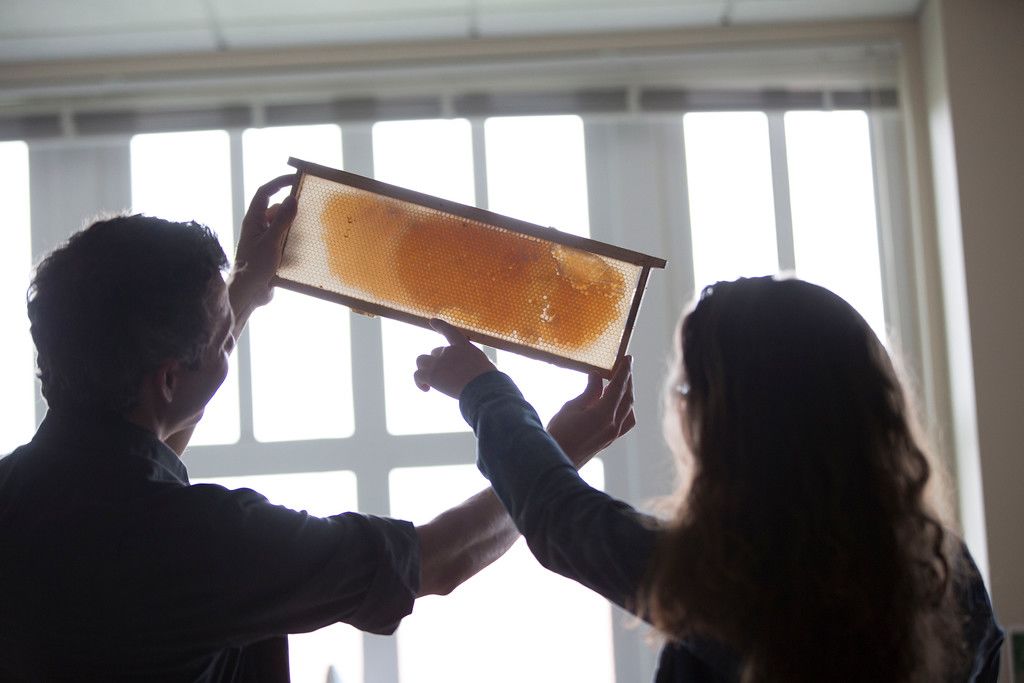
[460,371,1004,682]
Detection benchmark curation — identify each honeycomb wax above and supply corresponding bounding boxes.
[319,191,628,351]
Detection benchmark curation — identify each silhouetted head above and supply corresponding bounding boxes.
[28,215,228,417]
[647,276,958,683]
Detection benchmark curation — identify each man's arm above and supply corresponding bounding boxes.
[415,488,518,596]
[227,173,298,340]
[412,320,635,596]
[168,174,298,455]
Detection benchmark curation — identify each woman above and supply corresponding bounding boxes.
[414,276,1003,682]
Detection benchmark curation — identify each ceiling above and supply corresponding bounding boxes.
[1,0,922,64]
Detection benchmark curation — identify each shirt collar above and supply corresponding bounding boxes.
[32,408,190,485]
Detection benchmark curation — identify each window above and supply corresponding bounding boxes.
[372,118,477,436]
[391,462,614,683]
[784,110,886,338]
[130,131,239,445]
[242,125,354,442]
[20,91,906,683]
[682,110,886,338]
[485,115,592,424]
[683,112,779,294]
[0,141,36,455]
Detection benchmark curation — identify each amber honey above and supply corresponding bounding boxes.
[276,165,663,373]
[317,190,628,351]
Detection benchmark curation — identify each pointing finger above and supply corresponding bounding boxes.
[413,369,431,392]
[429,318,470,346]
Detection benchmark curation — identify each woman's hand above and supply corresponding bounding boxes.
[546,356,635,468]
[413,319,497,399]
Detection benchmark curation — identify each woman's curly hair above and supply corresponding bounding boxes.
[642,277,962,683]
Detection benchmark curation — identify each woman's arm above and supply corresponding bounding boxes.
[414,356,641,598]
[415,319,658,610]
[459,370,658,610]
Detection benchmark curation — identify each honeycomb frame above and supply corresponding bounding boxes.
[273,157,666,377]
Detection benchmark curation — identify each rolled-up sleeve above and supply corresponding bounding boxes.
[460,370,657,613]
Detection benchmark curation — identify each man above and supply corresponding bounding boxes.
[0,174,635,681]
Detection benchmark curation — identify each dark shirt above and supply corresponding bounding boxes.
[460,371,1005,683]
[0,410,419,682]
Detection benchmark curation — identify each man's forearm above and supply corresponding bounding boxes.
[415,487,520,597]
[226,269,263,339]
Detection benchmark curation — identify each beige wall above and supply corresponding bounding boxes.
[919,0,1024,664]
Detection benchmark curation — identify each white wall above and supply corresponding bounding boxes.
[919,0,1024,668]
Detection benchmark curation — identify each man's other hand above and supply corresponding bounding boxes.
[546,356,635,469]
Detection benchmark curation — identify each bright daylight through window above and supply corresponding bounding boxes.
[485,115,594,425]
[684,112,779,293]
[130,131,240,445]
[392,462,614,683]
[372,118,477,436]
[785,110,886,339]
[242,124,355,442]
[0,141,36,455]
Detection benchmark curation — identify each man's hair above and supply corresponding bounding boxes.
[643,276,961,683]
[28,215,228,415]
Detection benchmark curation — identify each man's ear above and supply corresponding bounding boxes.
[150,359,182,404]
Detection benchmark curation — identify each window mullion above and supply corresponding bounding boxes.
[470,118,490,211]
[767,111,796,273]
[469,117,499,363]
[339,123,388,439]
[228,129,256,445]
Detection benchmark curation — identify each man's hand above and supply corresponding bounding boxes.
[413,319,497,399]
[546,356,635,469]
[228,173,298,334]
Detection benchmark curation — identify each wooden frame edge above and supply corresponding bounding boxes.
[288,156,667,269]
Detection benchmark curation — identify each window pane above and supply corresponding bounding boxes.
[684,112,779,293]
[372,119,475,435]
[130,131,239,445]
[391,462,613,683]
[242,125,354,441]
[0,141,36,455]
[195,470,362,683]
[785,111,886,339]
[485,115,592,424]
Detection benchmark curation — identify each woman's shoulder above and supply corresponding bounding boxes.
[950,538,1005,682]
